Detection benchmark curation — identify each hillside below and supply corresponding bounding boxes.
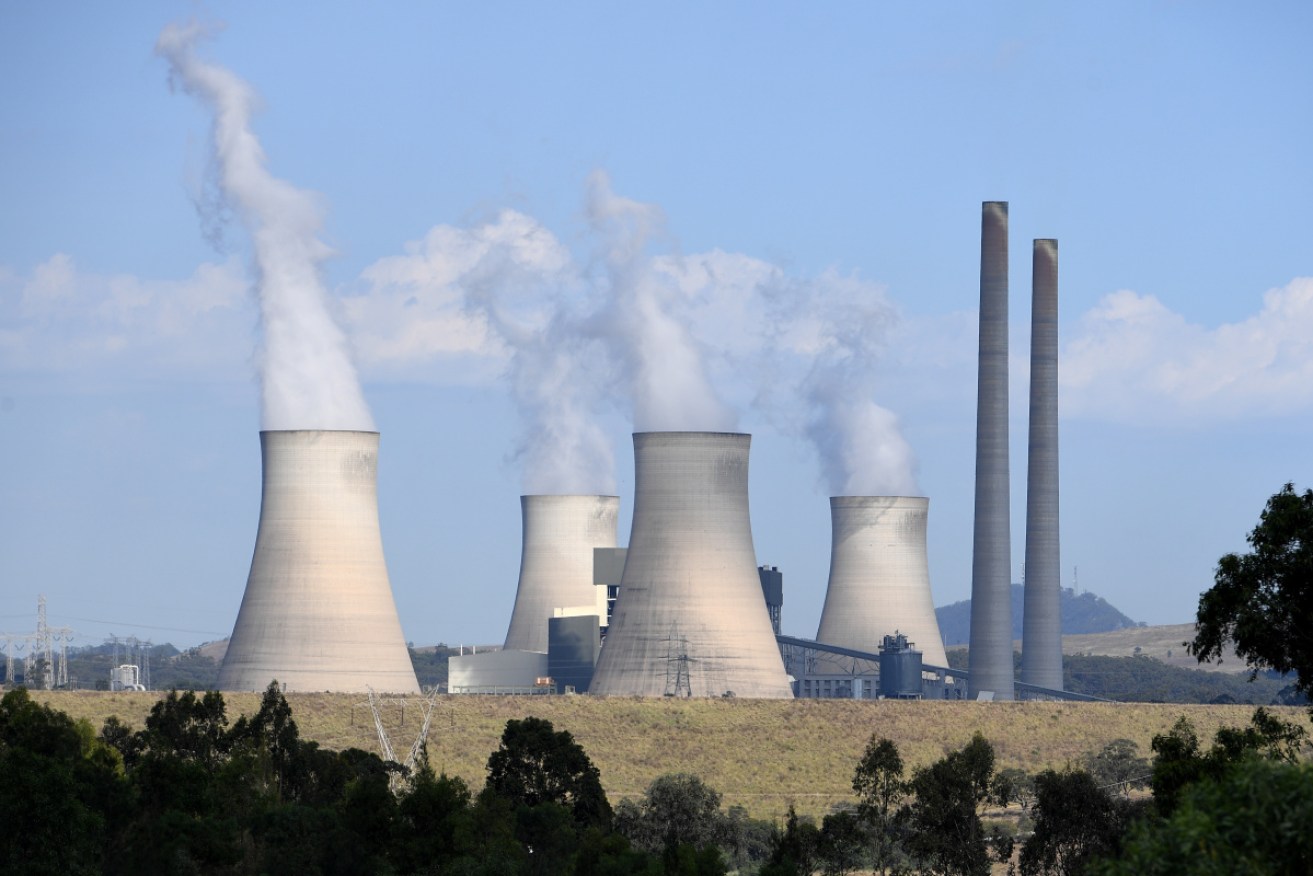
[32,690,1298,822]
[937,584,1137,645]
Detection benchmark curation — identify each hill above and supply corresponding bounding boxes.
[937,584,1137,645]
[31,690,1297,822]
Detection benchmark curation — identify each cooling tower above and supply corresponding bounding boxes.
[968,201,1015,700]
[503,494,620,653]
[588,432,793,699]
[815,496,949,668]
[1021,239,1062,689]
[219,430,420,693]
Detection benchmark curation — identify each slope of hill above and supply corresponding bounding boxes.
[937,585,1137,645]
[32,691,1294,822]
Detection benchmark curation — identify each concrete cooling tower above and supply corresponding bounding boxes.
[968,201,1015,700]
[815,496,949,668]
[218,430,420,693]
[503,494,620,654]
[1021,239,1063,690]
[588,432,793,699]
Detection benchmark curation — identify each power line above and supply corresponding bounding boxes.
[51,616,226,637]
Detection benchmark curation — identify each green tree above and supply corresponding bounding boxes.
[484,716,613,832]
[1020,769,1130,876]
[615,773,729,857]
[1082,739,1149,799]
[851,734,906,872]
[0,688,125,876]
[1191,483,1313,703]
[760,806,821,876]
[903,732,1009,876]
[1099,758,1313,876]
[817,809,868,876]
[1150,708,1308,816]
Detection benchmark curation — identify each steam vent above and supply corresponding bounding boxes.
[816,496,949,668]
[589,432,793,698]
[503,494,620,654]
[968,201,1015,700]
[218,430,420,693]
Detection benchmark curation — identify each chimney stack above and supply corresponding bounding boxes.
[968,202,1015,700]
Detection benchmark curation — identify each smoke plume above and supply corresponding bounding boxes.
[449,212,616,494]
[585,172,736,433]
[157,22,373,431]
[760,271,918,496]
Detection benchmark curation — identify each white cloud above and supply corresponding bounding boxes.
[1061,277,1313,421]
[0,254,251,380]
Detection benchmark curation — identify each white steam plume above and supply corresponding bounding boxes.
[450,212,616,494]
[760,271,918,496]
[157,22,373,432]
[586,172,736,433]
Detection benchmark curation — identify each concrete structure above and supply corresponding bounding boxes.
[758,566,783,635]
[449,649,549,694]
[589,432,793,698]
[548,614,601,693]
[593,547,628,631]
[968,201,1016,700]
[219,430,419,693]
[503,495,619,653]
[815,496,949,668]
[1021,239,1063,689]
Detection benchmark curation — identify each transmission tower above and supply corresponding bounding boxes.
[365,687,443,793]
[663,626,695,698]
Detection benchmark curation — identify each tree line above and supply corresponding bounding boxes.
[4,679,1310,875]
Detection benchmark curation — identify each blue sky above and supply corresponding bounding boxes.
[2,3,1310,651]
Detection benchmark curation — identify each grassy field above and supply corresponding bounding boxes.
[1061,623,1243,672]
[31,690,1302,822]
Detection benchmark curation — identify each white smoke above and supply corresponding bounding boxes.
[157,22,373,431]
[758,270,918,497]
[585,172,737,433]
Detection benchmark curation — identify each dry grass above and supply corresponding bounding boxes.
[1061,623,1244,673]
[32,691,1301,821]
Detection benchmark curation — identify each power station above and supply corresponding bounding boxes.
[16,204,1071,702]
[588,432,794,698]
[218,430,420,693]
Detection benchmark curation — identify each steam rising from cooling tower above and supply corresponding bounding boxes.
[756,271,917,497]
[816,496,948,668]
[589,432,792,698]
[504,495,619,654]
[218,431,419,693]
[451,212,616,494]
[157,23,372,431]
[968,201,1015,700]
[587,173,736,433]
[1021,239,1062,689]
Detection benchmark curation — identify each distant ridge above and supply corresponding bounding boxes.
[936,584,1137,646]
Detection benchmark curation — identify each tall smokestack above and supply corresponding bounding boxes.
[219,431,419,693]
[968,201,1015,700]
[816,496,949,668]
[589,432,793,698]
[1021,239,1062,689]
[504,495,620,653]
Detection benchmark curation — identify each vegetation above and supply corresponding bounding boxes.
[937,585,1137,646]
[33,690,1298,822]
[10,684,1313,873]
[1191,482,1313,703]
